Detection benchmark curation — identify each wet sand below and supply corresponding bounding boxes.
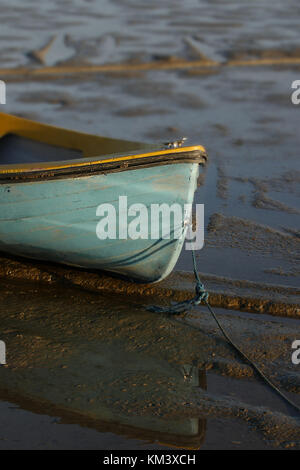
[0,254,299,318]
[0,278,299,449]
[0,0,299,450]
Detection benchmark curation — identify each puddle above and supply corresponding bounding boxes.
[0,397,278,450]
[0,376,280,450]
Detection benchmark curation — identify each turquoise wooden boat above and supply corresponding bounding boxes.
[0,112,206,283]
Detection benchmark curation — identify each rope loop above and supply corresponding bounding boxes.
[146,249,208,315]
[195,280,209,305]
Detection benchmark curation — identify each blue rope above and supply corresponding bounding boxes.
[147,250,208,315]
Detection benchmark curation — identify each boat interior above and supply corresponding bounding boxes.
[0,134,84,164]
[0,112,146,165]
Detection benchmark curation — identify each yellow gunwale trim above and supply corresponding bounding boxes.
[0,145,206,175]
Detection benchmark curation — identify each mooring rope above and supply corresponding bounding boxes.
[147,251,208,315]
[148,250,300,415]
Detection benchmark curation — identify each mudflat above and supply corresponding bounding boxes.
[0,0,299,449]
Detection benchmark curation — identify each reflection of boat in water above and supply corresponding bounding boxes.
[88,365,207,450]
[0,354,207,450]
[0,112,207,283]
[0,277,208,449]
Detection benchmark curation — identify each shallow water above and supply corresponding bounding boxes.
[0,0,299,450]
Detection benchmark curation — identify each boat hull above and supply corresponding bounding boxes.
[0,162,200,283]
